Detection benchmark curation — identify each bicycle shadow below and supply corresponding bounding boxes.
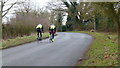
[36,40,52,44]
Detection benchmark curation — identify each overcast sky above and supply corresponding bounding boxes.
[32,0,51,8]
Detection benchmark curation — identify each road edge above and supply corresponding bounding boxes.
[1,34,58,50]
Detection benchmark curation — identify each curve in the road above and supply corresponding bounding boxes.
[2,32,93,66]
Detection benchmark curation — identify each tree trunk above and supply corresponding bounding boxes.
[118,20,120,66]
[0,1,3,40]
[118,7,120,65]
[118,20,120,44]
[118,5,120,46]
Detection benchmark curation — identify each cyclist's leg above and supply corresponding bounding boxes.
[37,32,39,38]
[36,28,40,38]
[53,33,54,39]
[51,33,54,42]
[40,32,42,40]
[49,31,52,39]
[49,31,51,37]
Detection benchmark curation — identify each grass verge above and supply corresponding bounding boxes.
[75,31,118,66]
[1,33,49,50]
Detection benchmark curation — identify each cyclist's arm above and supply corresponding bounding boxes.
[49,27,51,31]
[42,26,44,33]
[54,27,56,33]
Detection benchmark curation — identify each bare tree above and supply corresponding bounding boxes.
[0,0,23,23]
[17,0,32,14]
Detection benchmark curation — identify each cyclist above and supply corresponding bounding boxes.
[36,24,44,40]
[49,24,56,42]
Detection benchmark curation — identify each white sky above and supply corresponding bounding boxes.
[31,0,51,8]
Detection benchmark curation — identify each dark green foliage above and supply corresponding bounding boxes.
[55,11,63,32]
[62,1,118,32]
[62,25,67,32]
[63,0,82,31]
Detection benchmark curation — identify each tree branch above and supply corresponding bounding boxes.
[2,2,17,17]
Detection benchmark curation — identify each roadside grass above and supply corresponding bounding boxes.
[1,33,49,49]
[75,31,118,66]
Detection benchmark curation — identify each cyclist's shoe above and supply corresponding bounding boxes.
[37,37,39,40]
[52,39,54,42]
[37,37,42,41]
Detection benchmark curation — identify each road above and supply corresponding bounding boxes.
[2,32,93,66]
